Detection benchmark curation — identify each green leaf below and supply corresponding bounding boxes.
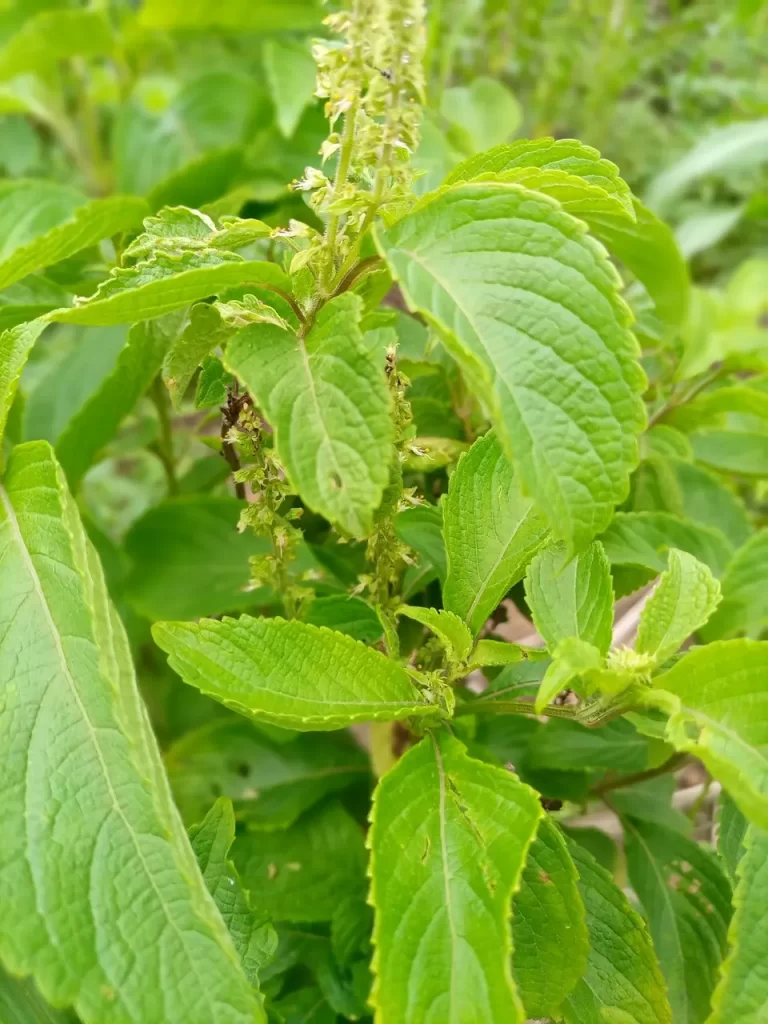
[647,119,768,214]
[369,730,542,1024]
[397,605,473,663]
[271,988,335,1024]
[623,817,731,1024]
[22,325,129,445]
[717,791,748,880]
[378,181,645,551]
[511,818,588,1019]
[525,540,614,655]
[263,38,317,138]
[611,776,693,835]
[163,302,234,410]
[49,255,290,327]
[124,495,272,620]
[708,826,768,1023]
[443,138,688,325]
[0,969,77,1023]
[140,0,324,31]
[153,614,436,730]
[534,636,603,713]
[585,199,690,328]
[226,294,393,537]
[166,719,368,829]
[0,9,113,80]
[303,594,384,643]
[562,839,672,1024]
[649,640,768,829]
[440,77,521,155]
[690,428,768,477]
[636,548,721,664]
[232,800,367,923]
[0,441,263,1023]
[189,798,277,986]
[0,181,85,259]
[443,431,549,633]
[195,354,234,410]
[525,717,651,774]
[444,137,634,215]
[395,503,446,580]
[490,165,637,220]
[55,316,180,487]
[0,317,49,453]
[0,195,148,292]
[599,511,734,578]
[470,638,526,667]
[671,458,752,550]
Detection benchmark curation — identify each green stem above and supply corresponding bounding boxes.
[591,753,687,797]
[455,698,579,720]
[150,376,179,496]
[322,92,361,291]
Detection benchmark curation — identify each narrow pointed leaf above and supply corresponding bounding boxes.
[369,731,542,1024]
[153,615,436,730]
[623,817,731,1024]
[0,441,263,1024]
[226,294,393,537]
[378,181,645,551]
[562,839,672,1024]
[49,255,289,326]
[511,818,588,1019]
[636,548,721,664]
[443,431,549,633]
[525,540,614,655]
[396,605,473,663]
[708,826,768,1023]
[650,640,768,829]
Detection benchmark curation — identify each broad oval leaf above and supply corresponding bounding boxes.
[525,540,614,655]
[650,640,768,829]
[0,9,113,80]
[443,138,688,326]
[0,441,263,1024]
[511,818,588,1019]
[444,137,634,213]
[708,825,768,1024]
[152,614,436,730]
[442,430,549,633]
[562,839,672,1024]
[623,817,731,1024]
[378,181,646,551]
[0,318,49,452]
[368,731,542,1024]
[226,294,394,537]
